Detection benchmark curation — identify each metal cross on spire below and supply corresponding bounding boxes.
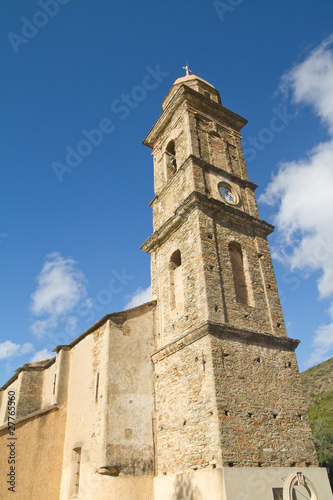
[182,64,192,76]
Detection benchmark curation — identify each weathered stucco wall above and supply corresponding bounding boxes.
[59,322,108,498]
[0,378,19,425]
[105,304,156,477]
[0,302,156,500]
[0,405,67,499]
[41,360,56,407]
[59,302,156,499]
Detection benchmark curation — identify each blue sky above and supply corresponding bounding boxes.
[1,0,333,385]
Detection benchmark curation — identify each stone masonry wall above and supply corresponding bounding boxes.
[151,102,260,235]
[151,200,286,346]
[151,208,208,348]
[147,75,318,481]
[152,101,189,197]
[153,332,318,475]
[199,209,287,337]
[210,334,318,467]
[192,111,244,180]
[153,335,222,475]
[16,370,43,418]
[151,92,254,230]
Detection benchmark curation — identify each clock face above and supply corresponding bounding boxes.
[218,185,235,204]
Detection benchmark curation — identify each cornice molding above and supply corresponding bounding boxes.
[152,321,300,363]
[143,85,247,148]
[142,190,274,254]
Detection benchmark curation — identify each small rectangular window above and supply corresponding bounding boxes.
[169,250,182,310]
[229,242,248,305]
[70,447,81,497]
[95,373,100,403]
[52,373,57,395]
[272,488,283,500]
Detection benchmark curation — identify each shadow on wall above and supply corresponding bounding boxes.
[171,474,202,500]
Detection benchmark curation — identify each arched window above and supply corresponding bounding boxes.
[165,140,177,178]
[169,250,183,310]
[228,242,249,305]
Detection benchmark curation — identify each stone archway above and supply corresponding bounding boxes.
[283,472,319,500]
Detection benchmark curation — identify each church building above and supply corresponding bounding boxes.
[0,71,331,499]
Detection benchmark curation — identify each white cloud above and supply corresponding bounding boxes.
[31,252,86,317]
[308,322,333,366]
[0,341,20,360]
[124,285,152,309]
[66,315,79,332]
[280,34,333,134]
[260,34,333,366]
[0,341,34,361]
[30,349,54,363]
[20,343,34,355]
[30,252,87,337]
[30,318,58,338]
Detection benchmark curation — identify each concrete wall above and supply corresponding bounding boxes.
[154,468,224,500]
[222,467,332,500]
[153,467,332,500]
[0,351,68,425]
[70,475,154,500]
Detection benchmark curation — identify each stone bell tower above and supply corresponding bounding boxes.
[142,73,329,499]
